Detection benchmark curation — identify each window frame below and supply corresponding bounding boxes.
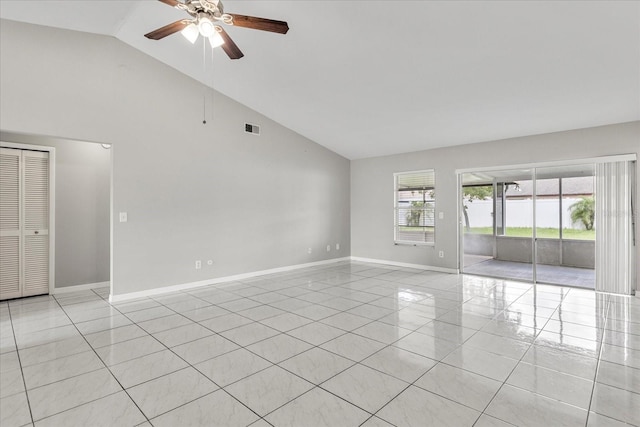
[394,169,436,246]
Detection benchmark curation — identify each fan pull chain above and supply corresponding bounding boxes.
[202,37,207,124]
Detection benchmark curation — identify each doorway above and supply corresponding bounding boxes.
[459,164,596,288]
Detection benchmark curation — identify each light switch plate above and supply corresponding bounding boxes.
[119,212,128,222]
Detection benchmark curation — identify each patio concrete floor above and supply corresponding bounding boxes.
[463,256,595,289]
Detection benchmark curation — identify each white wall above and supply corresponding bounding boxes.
[351,122,639,278]
[0,20,350,297]
[0,132,111,288]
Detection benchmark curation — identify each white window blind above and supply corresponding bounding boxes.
[595,160,636,295]
[395,170,435,245]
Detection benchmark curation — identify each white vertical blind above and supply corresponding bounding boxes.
[595,161,636,295]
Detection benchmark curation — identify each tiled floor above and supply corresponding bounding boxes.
[1,261,639,427]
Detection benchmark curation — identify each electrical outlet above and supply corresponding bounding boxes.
[326,245,331,252]
[438,211,444,220]
[207,260,213,266]
[336,243,340,251]
[195,260,202,269]
[307,248,312,254]
[438,251,444,258]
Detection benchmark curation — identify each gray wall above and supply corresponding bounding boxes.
[0,132,111,288]
[0,20,350,296]
[351,121,639,278]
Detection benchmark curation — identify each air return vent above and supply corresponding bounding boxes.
[245,123,260,135]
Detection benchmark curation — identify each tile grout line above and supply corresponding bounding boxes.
[6,302,36,427]
[47,289,155,426]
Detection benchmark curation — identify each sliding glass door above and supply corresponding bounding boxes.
[461,168,534,283]
[460,164,596,288]
[534,165,595,288]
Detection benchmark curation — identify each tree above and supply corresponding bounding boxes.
[462,186,493,231]
[569,196,595,230]
[406,201,424,226]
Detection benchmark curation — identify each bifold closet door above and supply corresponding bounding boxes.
[0,147,50,300]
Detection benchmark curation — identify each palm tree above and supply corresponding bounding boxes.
[569,197,595,230]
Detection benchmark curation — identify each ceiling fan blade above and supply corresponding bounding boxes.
[217,27,244,59]
[228,14,289,34]
[144,20,189,40]
[158,0,180,7]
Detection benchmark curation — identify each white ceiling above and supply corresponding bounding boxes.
[1,1,638,159]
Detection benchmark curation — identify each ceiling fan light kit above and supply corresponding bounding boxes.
[145,0,289,59]
[181,23,199,43]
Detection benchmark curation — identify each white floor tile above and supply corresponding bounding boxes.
[246,334,312,364]
[220,323,280,347]
[95,335,165,366]
[590,382,640,425]
[321,364,407,413]
[0,391,31,427]
[506,362,593,409]
[442,346,519,381]
[415,363,501,411]
[195,348,272,387]
[109,349,188,389]
[225,366,314,416]
[22,350,104,390]
[521,343,597,379]
[27,368,121,421]
[377,385,480,426]
[485,384,587,427]
[320,333,386,362]
[151,390,259,427]
[152,323,213,347]
[34,391,145,427]
[596,360,640,393]
[266,387,369,427]
[361,346,436,383]
[127,367,217,419]
[84,324,148,349]
[393,331,460,361]
[171,334,239,365]
[286,322,346,346]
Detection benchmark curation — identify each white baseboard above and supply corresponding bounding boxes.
[54,281,110,294]
[350,256,459,274]
[109,257,351,303]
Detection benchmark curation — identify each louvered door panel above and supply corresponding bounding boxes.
[0,148,22,300]
[24,152,49,231]
[0,236,21,299]
[23,234,49,296]
[0,149,20,231]
[22,151,50,297]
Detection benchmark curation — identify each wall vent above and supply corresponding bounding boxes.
[245,123,260,135]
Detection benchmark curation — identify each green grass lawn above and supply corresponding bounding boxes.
[466,227,595,240]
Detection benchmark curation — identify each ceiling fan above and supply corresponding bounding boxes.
[144,0,289,60]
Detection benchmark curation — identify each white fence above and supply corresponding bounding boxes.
[465,198,587,229]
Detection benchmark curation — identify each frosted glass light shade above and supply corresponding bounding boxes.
[181,24,199,44]
[208,30,225,48]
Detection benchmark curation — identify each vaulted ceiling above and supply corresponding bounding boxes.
[1,1,638,159]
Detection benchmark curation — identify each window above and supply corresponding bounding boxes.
[394,170,435,245]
